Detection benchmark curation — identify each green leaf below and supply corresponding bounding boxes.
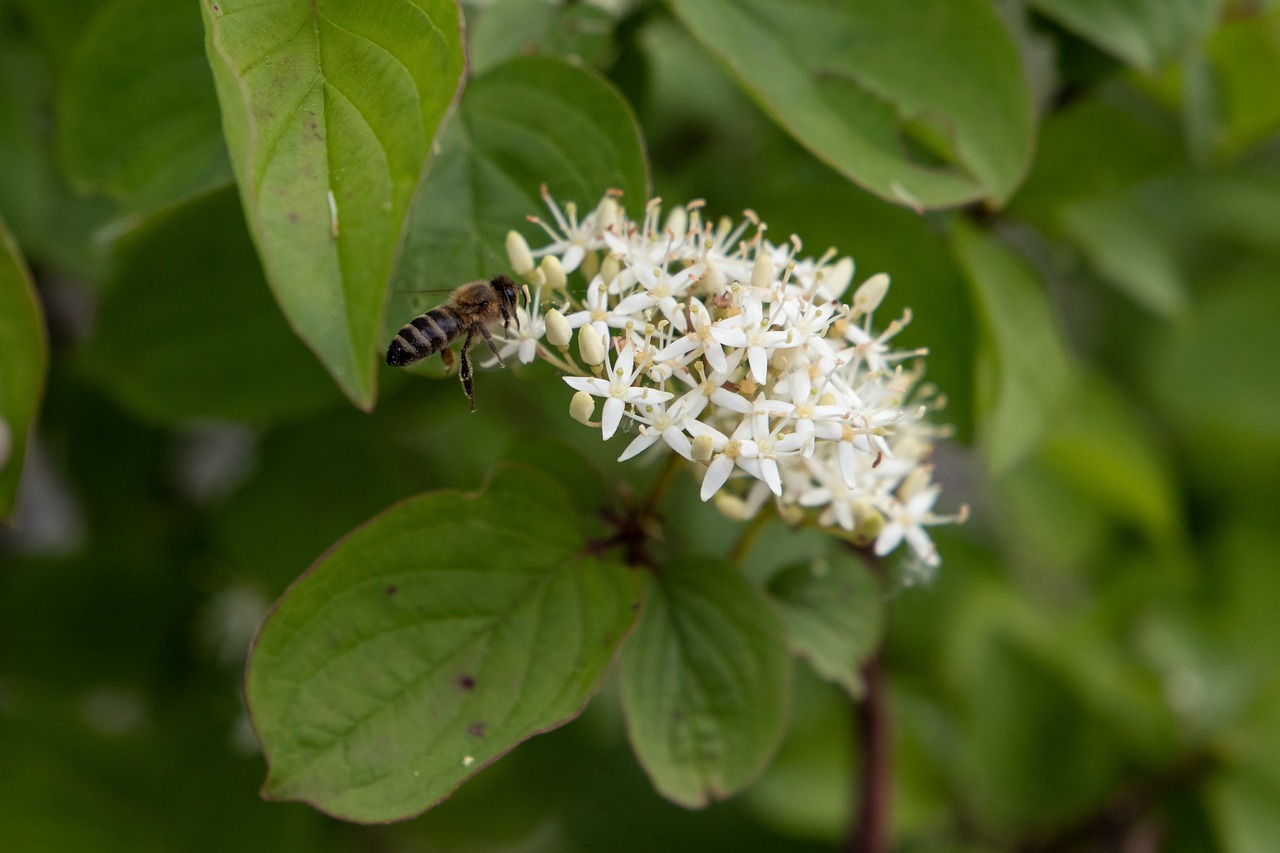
[389,55,648,330]
[669,0,1034,209]
[1058,191,1190,320]
[1203,9,1280,156]
[1030,0,1220,72]
[767,551,884,698]
[80,188,343,424]
[948,218,1074,475]
[619,557,791,808]
[247,466,638,823]
[743,668,854,842]
[1040,377,1182,547]
[57,0,231,211]
[1009,96,1186,221]
[200,0,465,410]
[0,216,48,521]
[0,23,116,279]
[1208,747,1280,853]
[468,0,616,76]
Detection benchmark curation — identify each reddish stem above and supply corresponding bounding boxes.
[846,651,891,853]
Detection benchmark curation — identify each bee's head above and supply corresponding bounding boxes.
[491,275,521,331]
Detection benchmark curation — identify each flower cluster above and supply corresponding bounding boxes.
[501,188,964,567]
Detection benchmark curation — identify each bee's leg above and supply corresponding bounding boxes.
[458,330,476,412]
[477,324,505,367]
[439,346,456,375]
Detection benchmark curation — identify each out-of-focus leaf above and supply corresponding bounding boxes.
[767,551,883,697]
[80,188,343,424]
[1010,96,1185,220]
[742,667,853,842]
[948,218,1074,474]
[248,466,638,823]
[0,216,47,521]
[619,556,790,808]
[0,26,115,278]
[200,0,465,409]
[214,406,443,592]
[1140,266,1280,480]
[8,0,110,65]
[0,722,169,853]
[669,0,1035,209]
[390,55,648,333]
[1031,0,1219,71]
[944,582,1171,830]
[57,0,230,211]
[1059,191,1190,319]
[1040,377,1182,546]
[469,0,615,75]
[1208,765,1280,853]
[1204,9,1280,155]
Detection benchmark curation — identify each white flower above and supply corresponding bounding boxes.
[564,342,673,440]
[511,191,961,566]
[494,282,546,365]
[710,289,794,384]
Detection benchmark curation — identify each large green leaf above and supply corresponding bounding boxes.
[80,188,343,424]
[1031,0,1220,71]
[389,55,648,328]
[247,466,638,823]
[57,0,230,211]
[0,216,47,521]
[619,557,791,808]
[669,0,1034,209]
[200,0,465,409]
[767,551,884,698]
[948,218,1074,475]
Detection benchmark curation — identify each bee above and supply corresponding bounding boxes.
[386,275,521,411]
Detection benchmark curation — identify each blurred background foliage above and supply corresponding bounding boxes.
[2,0,1280,850]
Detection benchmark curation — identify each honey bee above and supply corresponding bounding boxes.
[386,275,521,411]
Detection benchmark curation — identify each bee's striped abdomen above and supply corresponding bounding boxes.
[386,306,463,366]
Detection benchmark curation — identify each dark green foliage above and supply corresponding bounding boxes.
[2,0,1279,850]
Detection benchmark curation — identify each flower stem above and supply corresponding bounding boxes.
[728,508,772,567]
[641,452,685,519]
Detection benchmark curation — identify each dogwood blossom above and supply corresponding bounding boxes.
[503,187,965,566]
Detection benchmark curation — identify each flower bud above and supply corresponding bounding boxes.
[852,273,890,316]
[569,391,596,425]
[825,257,855,299]
[700,263,725,295]
[713,493,750,521]
[539,255,566,291]
[578,326,605,367]
[751,253,773,289]
[545,309,572,348]
[596,195,620,232]
[600,254,620,287]
[665,205,687,241]
[579,250,600,282]
[691,433,715,463]
[505,230,534,276]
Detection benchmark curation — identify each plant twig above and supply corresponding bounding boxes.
[846,650,892,853]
